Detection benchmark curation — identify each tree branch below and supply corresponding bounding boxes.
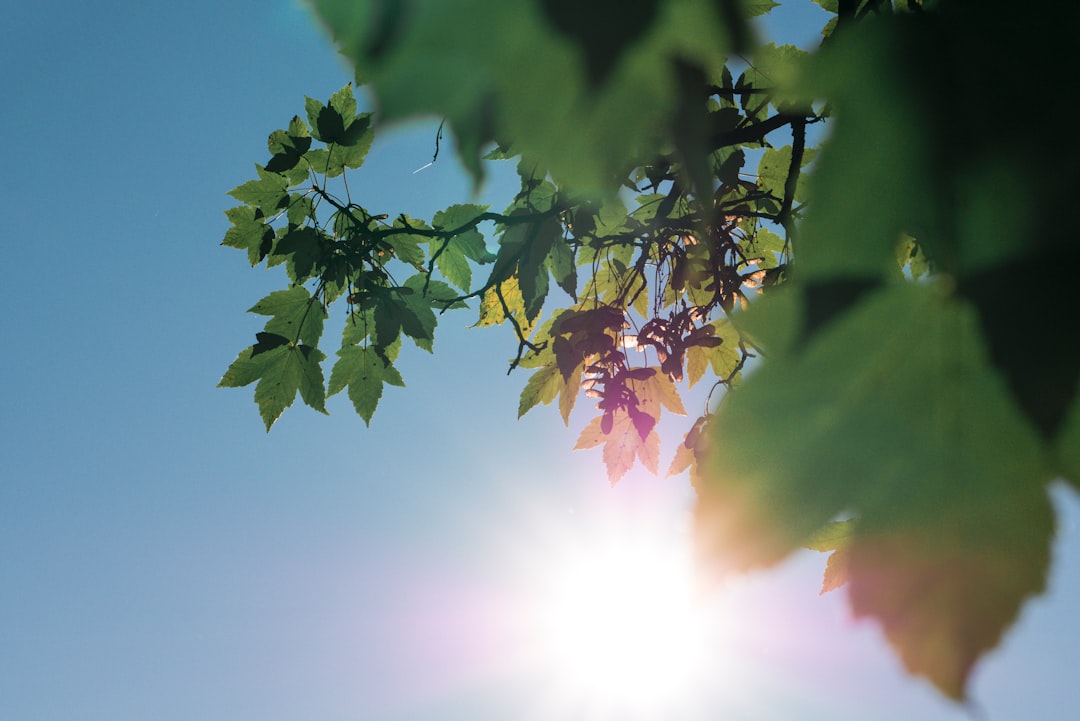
[709,112,804,150]
[777,115,806,241]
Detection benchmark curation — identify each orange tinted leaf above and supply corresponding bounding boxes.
[575,410,660,484]
[848,488,1053,700]
[667,442,695,477]
[820,547,850,594]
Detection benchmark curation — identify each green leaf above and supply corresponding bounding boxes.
[249,286,326,347]
[220,343,328,429]
[433,203,490,233]
[803,519,855,553]
[305,96,325,135]
[250,331,289,357]
[256,344,327,428]
[387,235,426,270]
[594,198,629,236]
[318,105,347,144]
[407,275,467,310]
[266,129,313,173]
[547,235,577,299]
[273,226,325,282]
[285,193,315,227]
[341,308,374,348]
[796,25,939,280]
[694,282,1054,698]
[742,227,785,270]
[340,113,374,149]
[328,345,405,425]
[456,229,496,264]
[518,363,562,418]
[708,144,743,186]
[756,146,788,202]
[895,233,929,279]
[706,320,744,380]
[373,285,437,352]
[219,344,271,388]
[311,0,738,193]
[304,89,367,147]
[401,274,448,344]
[328,84,357,123]
[227,165,289,214]
[433,236,473,292]
[728,285,800,357]
[222,205,274,265]
[744,0,780,16]
[429,205,494,290]
[287,114,310,138]
[303,133,373,178]
[540,0,660,87]
[741,43,809,114]
[519,258,549,322]
[757,145,817,205]
[487,218,528,286]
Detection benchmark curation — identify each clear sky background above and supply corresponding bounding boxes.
[2,2,1078,721]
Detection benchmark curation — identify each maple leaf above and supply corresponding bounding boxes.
[847,482,1053,700]
[695,283,1056,698]
[575,409,659,484]
[328,345,405,425]
[220,342,327,430]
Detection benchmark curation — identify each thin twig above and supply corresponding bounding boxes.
[413,118,446,173]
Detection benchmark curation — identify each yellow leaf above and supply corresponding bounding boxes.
[477,276,536,337]
[667,442,694,477]
[640,368,687,416]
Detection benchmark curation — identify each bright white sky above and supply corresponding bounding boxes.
[1,2,1078,721]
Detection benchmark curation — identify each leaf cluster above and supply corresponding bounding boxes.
[219,0,1080,703]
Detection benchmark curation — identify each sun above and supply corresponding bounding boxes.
[523,517,717,718]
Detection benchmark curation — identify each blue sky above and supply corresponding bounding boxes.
[1,2,1078,720]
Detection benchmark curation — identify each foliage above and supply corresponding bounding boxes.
[220,0,1080,702]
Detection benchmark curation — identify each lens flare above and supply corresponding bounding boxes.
[516,513,719,720]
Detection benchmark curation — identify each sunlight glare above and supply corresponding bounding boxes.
[528,520,715,717]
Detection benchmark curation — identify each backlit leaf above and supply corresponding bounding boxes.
[274,226,325,282]
[328,345,405,425]
[222,205,274,266]
[518,363,562,418]
[227,166,289,214]
[220,343,328,430]
[311,0,738,192]
[632,368,686,417]
[477,277,536,338]
[434,237,473,291]
[373,288,436,352]
[433,203,490,234]
[249,286,326,347]
[547,235,577,299]
[695,282,1054,697]
[574,409,660,484]
[742,227,786,270]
